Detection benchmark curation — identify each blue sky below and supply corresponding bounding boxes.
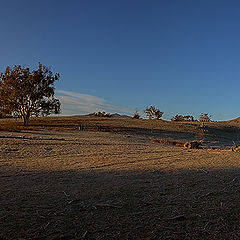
[0,0,240,120]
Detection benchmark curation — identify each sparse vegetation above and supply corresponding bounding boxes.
[171,114,196,121]
[1,116,240,239]
[145,106,163,120]
[88,111,111,117]
[199,113,212,122]
[0,120,21,132]
[132,110,140,119]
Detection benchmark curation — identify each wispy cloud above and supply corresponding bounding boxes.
[56,90,133,116]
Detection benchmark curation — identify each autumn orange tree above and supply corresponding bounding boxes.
[0,63,61,126]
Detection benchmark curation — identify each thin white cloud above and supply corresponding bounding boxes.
[55,90,133,116]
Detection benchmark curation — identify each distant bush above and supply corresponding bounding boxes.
[145,106,163,120]
[171,114,196,122]
[133,110,140,119]
[89,111,111,118]
[199,113,212,122]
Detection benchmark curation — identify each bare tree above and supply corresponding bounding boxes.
[0,63,61,126]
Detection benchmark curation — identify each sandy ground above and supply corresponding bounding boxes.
[1,130,240,240]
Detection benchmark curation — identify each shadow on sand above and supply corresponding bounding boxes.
[1,167,240,240]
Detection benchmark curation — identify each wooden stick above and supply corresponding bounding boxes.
[159,215,186,221]
[200,169,209,174]
[63,191,70,197]
[94,203,122,209]
[82,230,88,239]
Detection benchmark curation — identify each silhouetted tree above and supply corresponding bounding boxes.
[145,106,163,120]
[133,110,140,119]
[89,111,111,117]
[199,113,211,122]
[0,63,61,126]
[171,114,195,121]
[171,114,183,121]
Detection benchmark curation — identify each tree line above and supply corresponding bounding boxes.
[90,107,212,122]
[0,63,212,126]
[133,106,212,122]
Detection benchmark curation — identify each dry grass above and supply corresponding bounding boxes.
[1,116,240,239]
[151,138,185,147]
[0,119,22,132]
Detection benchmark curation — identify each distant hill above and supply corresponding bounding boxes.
[110,113,131,119]
[87,112,131,118]
[227,117,240,123]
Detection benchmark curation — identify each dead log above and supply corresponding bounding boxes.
[184,141,202,149]
[151,138,184,147]
[233,140,238,148]
[231,141,240,151]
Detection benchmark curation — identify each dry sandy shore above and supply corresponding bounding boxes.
[1,130,240,240]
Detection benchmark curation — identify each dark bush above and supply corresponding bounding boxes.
[89,111,111,118]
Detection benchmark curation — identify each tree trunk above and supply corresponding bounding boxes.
[23,115,30,126]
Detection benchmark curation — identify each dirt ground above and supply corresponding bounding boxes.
[1,122,240,239]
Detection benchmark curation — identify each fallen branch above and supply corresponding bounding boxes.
[151,138,184,147]
[227,177,237,184]
[155,225,176,231]
[68,198,82,205]
[94,203,122,209]
[82,230,88,239]
[141,200,154,206]
[159,215,186,221]
[198,192,212,199]
[223,177,238,191]
[200,169,209,174]
[41,222,50,230]
[91,226,111,234]
[63,191,70,197]
[233,140,238,148]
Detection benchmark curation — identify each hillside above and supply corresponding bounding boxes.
[1,119,240,239]
[227,117,240,124]
[1,115,240,148]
